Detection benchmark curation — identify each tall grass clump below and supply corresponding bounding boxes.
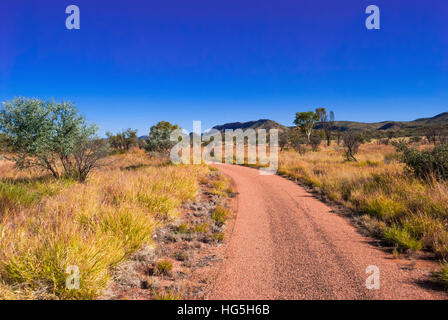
[0,149,209,299]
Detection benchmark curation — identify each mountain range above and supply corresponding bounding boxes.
[212,112,448,134]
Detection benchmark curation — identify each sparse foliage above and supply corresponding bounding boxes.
[278,130,291,151]
[106,128,138,152]
[309,134,322,152]
[343,131,361,161]
[320,110,335,146]
[425,126,438,145]
[290,129,308,155]
[69,137,109,182]
[335,131,342,145]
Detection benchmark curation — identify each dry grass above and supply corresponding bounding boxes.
[277,143,448,260]
[0,148,209,299]
[212,206,231,226]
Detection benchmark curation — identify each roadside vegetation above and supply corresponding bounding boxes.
[0,98,214,299]
[0,148,209,299]
[276,108,448,288]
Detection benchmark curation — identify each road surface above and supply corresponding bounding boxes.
[209,164,447,300]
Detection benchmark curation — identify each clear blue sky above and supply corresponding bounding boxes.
[1,0,447,135]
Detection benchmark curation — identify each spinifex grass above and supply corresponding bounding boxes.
[0,148,209,299]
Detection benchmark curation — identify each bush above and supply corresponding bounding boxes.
[212,206,230,226]
[176,223,190,234]
[394,142,448,181]
[156,259,173,275]
[309,135,322,152]
[383,226,423,251]
[106,129,138,153]
[290,130,308,155]
[432,262,448,288]
[343,131,361,161]
[0,98,108,181]
[144,121,179,156]
[68,138,109,182]
[193,223,210,233]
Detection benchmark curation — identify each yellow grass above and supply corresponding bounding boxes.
[278,143,448,258]
[0,148,209,299]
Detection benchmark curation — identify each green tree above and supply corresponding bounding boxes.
[0,97,108,181]
[106,128,138,152]
[144,121,180,155]
[294,110,320,143]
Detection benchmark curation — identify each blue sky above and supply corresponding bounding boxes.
[1,0,447,135]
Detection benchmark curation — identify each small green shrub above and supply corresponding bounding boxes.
[176,223,190,234]
[193,223,210,234]
[213,232,225,242]
[432,262,448,288]
[363,197,406,220]
[156,259,173,275]
[394,142,448,180]
[154,290,181,300]
[212,206,230,225]
[383,226,423,251]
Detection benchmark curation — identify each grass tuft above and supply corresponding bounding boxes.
[156,260,173,276]
[383,226,423,251]
[212,206,230,226]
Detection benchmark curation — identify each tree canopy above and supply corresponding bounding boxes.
[0,97,108,181]
[144,121,180,155]
[294,110,320,143]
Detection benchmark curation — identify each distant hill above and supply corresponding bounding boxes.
[212,119,289,133]
[327,112,448,132]
[211,112,448,137]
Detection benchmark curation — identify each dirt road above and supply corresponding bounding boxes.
[209,164,447,300]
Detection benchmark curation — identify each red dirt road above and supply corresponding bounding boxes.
[209,164,447,300]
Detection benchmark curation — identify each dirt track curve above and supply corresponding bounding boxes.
[209,164,447,300]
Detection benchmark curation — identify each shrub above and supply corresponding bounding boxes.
[213,232,225,242]
[193,223,210,233]
[106,129,138,152]
[432,262,448,288]
[290,130,308,155]
[0,98,108,181]
[144,121,179,156]
[383,226,423,251]
[363,197,406,220]
[156,259,173,275]
[394,142,448,180]
[68,137,109,182]
[309,135,322,152]
[154,290,181,300]
[343,131,361,161]
[212,206,230,225]
[278,130,291,151]
[176,223,190,234]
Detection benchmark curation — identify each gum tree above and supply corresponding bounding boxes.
[294,110,320,143]
[144,121,179,156]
